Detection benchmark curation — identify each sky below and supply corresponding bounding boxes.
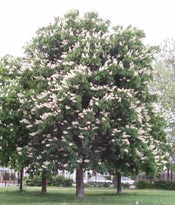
[1,0,175,57]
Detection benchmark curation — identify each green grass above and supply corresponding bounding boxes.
[0,186,175,205]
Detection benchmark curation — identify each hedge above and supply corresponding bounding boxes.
[154,180,175,190]
[136,180,154,189]
[136,180,175,190]
[25,175,73,187]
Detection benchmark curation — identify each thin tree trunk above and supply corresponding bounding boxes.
[41,170,47,194]
[117,172,122,195]
[167,168,170,181]
[4,170,7,187]
[19,167,24,192]
[76,165,84,197]
[171,169,173,181]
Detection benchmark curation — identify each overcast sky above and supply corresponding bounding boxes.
[0,0,175,57]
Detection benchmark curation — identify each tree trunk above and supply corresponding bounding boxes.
[41,170,47,194]
[117,172,122,194]
[113,175,117,187]
[76,165,84,197]
[167,168,170,181]
[171,169,173,181]
[4,170,7,187]
[19,167,24,192]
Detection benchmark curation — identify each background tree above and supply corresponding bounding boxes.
[152,39,175,179]
[152,39,175,141]
[0,55,30,191]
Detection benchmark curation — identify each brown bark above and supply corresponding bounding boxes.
[116,172,122,194]
[19,167,24,192]
[76,165,84,197]
[41,170,47,194]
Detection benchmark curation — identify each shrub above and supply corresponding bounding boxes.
[154,180,175,190]
[25,175,41,186]
[103,182,111,187]
[48,175,73,187]
[48,175,64,186]
[63,177,73,187]
[136,180,153,189]
[136,180,175,190]
[86,181,111,187]
[122,183,130,188]
[25,174,73,187]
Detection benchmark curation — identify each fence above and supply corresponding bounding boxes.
[135,170,175,182]
[0,169,18,186]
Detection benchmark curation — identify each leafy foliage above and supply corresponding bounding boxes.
[154,180,175,190]
[137,180,175,190]
[136,180,154,189]
[0,55,30,171]
[25,174,73,187]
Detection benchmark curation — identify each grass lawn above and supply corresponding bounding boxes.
[0,186,175,205]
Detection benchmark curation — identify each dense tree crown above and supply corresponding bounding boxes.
[0,10,170,196]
